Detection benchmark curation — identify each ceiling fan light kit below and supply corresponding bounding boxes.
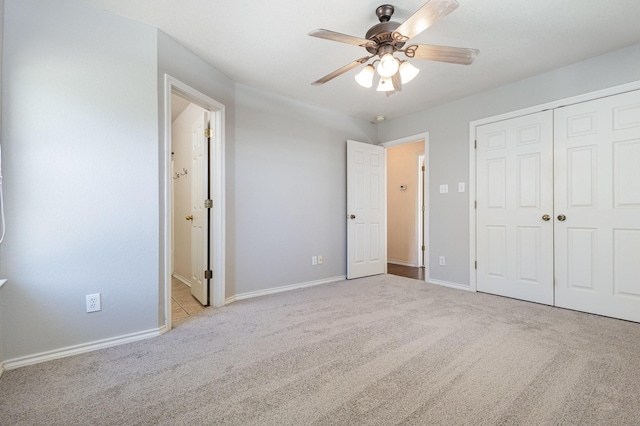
[376,76,395,92]
[309,0,478,95]
[355,64,376,88]
[399,61,420,84]
[377,53,400,78]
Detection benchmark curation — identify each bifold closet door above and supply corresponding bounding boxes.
[554,89,640,323]
[476,110,554,305]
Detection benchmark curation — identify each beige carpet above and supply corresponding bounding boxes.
[2,274,640,425]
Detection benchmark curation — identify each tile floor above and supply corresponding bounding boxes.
[172,277,207,325]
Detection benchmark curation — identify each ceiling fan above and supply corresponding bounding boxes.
[309,0,478,95]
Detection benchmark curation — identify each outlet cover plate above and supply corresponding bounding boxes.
[86,293,101,313]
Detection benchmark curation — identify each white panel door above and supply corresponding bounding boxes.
[347,140,385,279]
[476,111,554,305]
[190,112,210,305]
[554,90,640,322]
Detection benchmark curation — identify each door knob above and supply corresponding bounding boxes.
[347,214,356,219]
[186,215,193,221]
[542,214,550,221]
[557,214,566,221]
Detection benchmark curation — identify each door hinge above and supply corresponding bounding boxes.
[421,245,425,251]
[204,270,213,279]
[474,200,477,209]
[475,261,477,270]
[474,140,477,149]
[421,165,425,172]
[204,128,213,138]
[422,205,426,212]
[204,199,213,208]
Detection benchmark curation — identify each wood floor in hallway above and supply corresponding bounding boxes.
[387,263,425,281]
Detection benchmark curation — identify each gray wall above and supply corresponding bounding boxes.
[0,0,4,365]
[379,43,640,287]
[234,84,377,295]
[3,0,639,365]
[0,0,376,362]
[1,0,159,359]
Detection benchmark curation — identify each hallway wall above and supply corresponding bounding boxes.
[387,141,424,266]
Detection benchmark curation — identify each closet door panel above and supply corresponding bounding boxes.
[476,110,554,305]
[554,89,640,323]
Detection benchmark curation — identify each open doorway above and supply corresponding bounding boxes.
[382,134,429,281]
[163,75,226,332]
[170,93,210,324]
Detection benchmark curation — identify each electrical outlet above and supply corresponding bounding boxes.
[86,293,101,313]
[312,256,318,266]
[318,255,323,264]
[439,256,446,266]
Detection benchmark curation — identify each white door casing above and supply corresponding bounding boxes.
[476,111,554,305]
[554,90,640,323]
[347,140,386,279]
[190,112,209,305]
[418,153,425,268]
[164,75,226,332]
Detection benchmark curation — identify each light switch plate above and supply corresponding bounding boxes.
[458,182,465,192]
[439,184,449,194]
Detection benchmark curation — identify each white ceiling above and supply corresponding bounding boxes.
[81,0,640,122]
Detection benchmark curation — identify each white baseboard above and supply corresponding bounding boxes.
[3,327,163,371]
[388,260,419,267]
[225,275,346,305]
[427,279,471,292]
[172,273,191,287]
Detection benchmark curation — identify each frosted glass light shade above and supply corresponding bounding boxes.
[376,76,395,92]
[399,61,420,84]
[376,54,399,78]
[354,65,375,88]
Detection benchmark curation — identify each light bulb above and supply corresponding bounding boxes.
[399,61,420,84]
[354,65,375,88]
[376,76,395,92]
[376,54,399,78]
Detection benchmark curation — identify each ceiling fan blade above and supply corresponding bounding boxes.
[405,44,478,65]
[309,29,374,48]
[392,0,459,43]
[312,56,373,86]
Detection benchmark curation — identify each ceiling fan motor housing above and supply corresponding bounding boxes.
[366,4,405,55]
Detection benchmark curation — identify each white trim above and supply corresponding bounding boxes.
[225,276,346,304]
[380,132,428,148]
[416,153,425,268]
[428,279,471,292]
[0,279,6,377]
[380,132,430,283]
[163,75,226,334]
[468,80,640,294]
[388,260,418,267]
[3,328,162,370]
[172,273,191,287]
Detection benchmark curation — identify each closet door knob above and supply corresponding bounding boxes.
[347,214,356,219]
[557,214,566,222]
[186,215,194,221]
[542,214,550,221]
